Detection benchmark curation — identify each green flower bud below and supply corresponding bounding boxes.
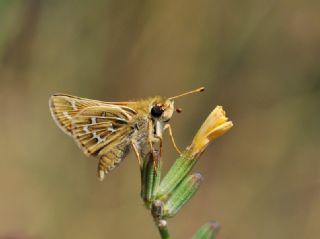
[163,173,203,217]
[192,221,220,239]
[141,152,161,207]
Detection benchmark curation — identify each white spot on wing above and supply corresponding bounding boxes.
[107,124,116,133]
[92,132,105,143]
[63,111,72,120]
[91,117,97,124]
[83,125,90,134]
[70,100,77,110]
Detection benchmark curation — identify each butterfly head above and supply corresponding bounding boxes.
[149,87,205,122]
[150,98,175,123]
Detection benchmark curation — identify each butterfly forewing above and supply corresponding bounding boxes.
[49,94,106,135]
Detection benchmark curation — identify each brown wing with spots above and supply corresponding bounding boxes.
[49,94,136,135]
[71,106,137,180]
[49,94,138,180]
[49,94,107,135]
[71,105,134,155]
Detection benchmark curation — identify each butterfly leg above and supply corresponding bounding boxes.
[148,120,162,172]
[146,136,161,172]
[148,120,162,157]
[151,136,162,173]
[164,123,182,155]
[131,140,142,169]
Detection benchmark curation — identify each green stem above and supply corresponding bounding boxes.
[158,224,172,239]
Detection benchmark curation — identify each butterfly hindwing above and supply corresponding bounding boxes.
[97,127,133,180]
[71,105,134,156]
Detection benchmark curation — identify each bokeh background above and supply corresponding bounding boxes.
[1,0,320,238]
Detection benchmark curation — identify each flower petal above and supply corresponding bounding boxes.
[189,106,233,157]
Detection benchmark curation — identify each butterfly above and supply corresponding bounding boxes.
[49,87,204,181]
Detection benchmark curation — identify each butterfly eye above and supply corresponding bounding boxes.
[151,105,164,117]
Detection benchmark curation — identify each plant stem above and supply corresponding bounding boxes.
[157,224,172,239]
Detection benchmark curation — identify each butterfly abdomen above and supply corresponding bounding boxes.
[97,142,130,180]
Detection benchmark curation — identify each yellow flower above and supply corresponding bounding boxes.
[188,106,233,157]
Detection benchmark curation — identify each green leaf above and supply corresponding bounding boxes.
[163,173,203,217]
[192,221,220,239]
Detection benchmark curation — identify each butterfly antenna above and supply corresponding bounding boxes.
[168,87,205,100]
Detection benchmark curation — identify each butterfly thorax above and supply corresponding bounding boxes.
[129,95,174,153]
[128,96,167,152]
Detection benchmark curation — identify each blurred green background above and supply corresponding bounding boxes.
[1,0,320,238]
